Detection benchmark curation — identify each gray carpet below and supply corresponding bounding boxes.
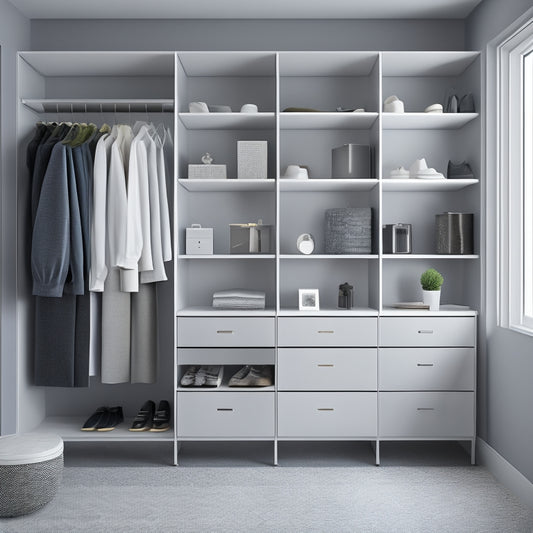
[1,442,532,533]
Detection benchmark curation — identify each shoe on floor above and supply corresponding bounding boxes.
[180,366,200,387]
[96,406,124,432]
[150,400,171,432]
[447,160,474,179]
[424,103,443,114]
[389,166,409,179]
[459,93,475,113]
[129,400,155,432]
[81,406,108,431]
[203,366,224,387]
[383,95,404,113]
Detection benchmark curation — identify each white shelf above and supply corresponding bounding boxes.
[280,254,378,260]
[280,178,378,192]
[178,254,275,260]
[178,178,275,192]
[382,113,478,130]
[280,112,378,130]
[177,307,276,317]
[22,98,174,113]
[177,385,275,392]
[382,254,479,259]
[278,307,379,316]
[33,416,174,442]
[382,179,478,192]
[381,305,477,317]
[178,112,275,130]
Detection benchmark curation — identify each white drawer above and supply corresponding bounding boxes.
[379,392,475,438]
[380,317,476,347]
[278,348,377,391]
[278,392,377,437]
[278,317,377,347]
[178,317,275,347]
[177,392,274,438]
[379,348,475,391]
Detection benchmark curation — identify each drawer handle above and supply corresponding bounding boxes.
[317,408,334,411]
[216,330,234,334]
[418,330,434,334]
[317,364,334,367]
[417,407,435,411]
[216,408,234,412]
[317,330,334,334]
[417,363,434,367]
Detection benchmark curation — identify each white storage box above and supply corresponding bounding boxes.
[186,224,213,254]
[188,164,227,179]
[237,141,268,179]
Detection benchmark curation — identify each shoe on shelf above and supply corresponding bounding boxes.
[96,406,124,432]
[424,103,443,114]
[389,166,409,179]
[383,95,405,113]
[150,400,171,432]
[445,94,458,113]
[129,400,155,432]
[194,366,208,387]
[180,366,200,387]
[459,93,475,113]
[189,101,209,113]
[81,406,108,431]
[447,160,474,180]
[410,158,445,179]
[203,366,224,387]
[228,365,251,387]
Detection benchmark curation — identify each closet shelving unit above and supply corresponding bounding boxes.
[16,50,480,465]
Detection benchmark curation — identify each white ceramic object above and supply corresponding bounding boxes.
[424,103,443,114]
[282,165,308,179]
[422,289,441,311]
[240,103,258,113]
[383,95,405,113]
[296,233,315,255]
[189,101,209,113]
[389,166,410,179]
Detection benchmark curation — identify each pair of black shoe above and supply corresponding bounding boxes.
[129,400,171,432]
[81,406,124,432]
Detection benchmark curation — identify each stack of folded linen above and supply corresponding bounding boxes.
[212,289,266,309]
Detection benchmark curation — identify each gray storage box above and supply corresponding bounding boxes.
[435,212,474,254]
[325,208,372,254]
[188,164,227,179]
[186,224,213,254]
[237,141,268,179]
[230,220,271,254]
[332,144,371,179]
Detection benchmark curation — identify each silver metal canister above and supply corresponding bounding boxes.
[331,144,371,179]
[435,212,474,254]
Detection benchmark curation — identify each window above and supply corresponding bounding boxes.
[494,13,533,335]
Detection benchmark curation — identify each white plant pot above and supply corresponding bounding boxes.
[422,290,441,311]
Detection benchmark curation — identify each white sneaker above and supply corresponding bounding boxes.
[424,103,443,114]
[384,95,405,113]
[389,166,410,179]
[410,158,445,179]
[189,101,209,113]
[180,366,200,387]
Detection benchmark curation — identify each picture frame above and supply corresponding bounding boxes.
[298,289,320,311]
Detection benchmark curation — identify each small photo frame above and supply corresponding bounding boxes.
[299,289,320,311]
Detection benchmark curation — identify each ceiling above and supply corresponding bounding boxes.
[9,0,485,20]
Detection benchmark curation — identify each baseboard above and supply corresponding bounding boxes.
[477,438,533,508]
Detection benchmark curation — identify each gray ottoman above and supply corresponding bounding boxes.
[0,433,63,517]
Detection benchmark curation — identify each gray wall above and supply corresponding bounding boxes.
[466,0,533,483]
[30,19,465,52]
[0,0,30,435]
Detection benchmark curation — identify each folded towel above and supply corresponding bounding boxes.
[212,289,266,300]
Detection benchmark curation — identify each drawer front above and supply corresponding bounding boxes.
[379,392,475,438]
[379,348,475,391]
[380,317,476,347]
[278,392,377,437]
[177,392,274,437]
[178,317,275,347]
[278,348,377,391]
[278,317,377,347]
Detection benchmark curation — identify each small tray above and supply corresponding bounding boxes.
[391,302,430,309]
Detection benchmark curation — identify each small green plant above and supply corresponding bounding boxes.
[420,268,444,291]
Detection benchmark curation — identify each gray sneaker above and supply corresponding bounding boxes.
[230,366,273,387]
[447,160,474,180]
[194,366,207,387]
[180,366,200,387]
[228,365,250,387]
[204,366,223,387]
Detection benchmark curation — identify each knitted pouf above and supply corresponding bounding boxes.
[0,433,63,517]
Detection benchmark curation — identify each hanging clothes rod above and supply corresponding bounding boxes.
[21,98,175,114]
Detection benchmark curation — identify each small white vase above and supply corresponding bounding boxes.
[422,290,441,311]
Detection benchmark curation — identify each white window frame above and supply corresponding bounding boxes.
[491,12,533,335]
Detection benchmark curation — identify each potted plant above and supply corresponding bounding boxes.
[420,268,443,311]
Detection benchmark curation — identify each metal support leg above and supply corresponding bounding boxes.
[274,439,278,466]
